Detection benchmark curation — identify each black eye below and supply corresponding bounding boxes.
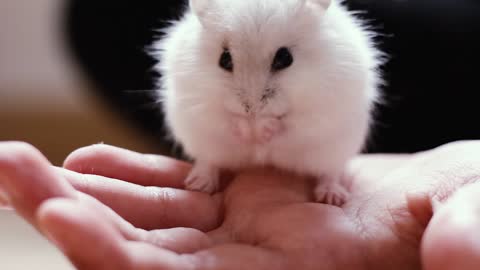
[219,48,233,72]
[271,47,293,72]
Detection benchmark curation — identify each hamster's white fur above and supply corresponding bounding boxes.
[154,0,382,205]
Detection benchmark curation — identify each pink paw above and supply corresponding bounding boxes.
[256,117,284,144]
[314,181,349,206]
[232,117,253,143]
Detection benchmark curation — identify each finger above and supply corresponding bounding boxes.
[0,142,77,223]
[422,182,480,270]
[351,142,480,198]
[353,141,480,220]
[40,199,287,270]
[124,243,287,270]
[38,198,132,270]
[185,245,288,270]
[79,193,215,253]
[64,144,191,188]
[38,198,199,270]
[348,154,411,193]
[71,192,214,254]
[60,168,221,231]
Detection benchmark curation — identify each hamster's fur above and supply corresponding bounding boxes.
[154,0,382,205]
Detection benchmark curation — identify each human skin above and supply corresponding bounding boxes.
[0,141,480,269]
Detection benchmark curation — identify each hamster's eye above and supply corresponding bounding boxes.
[219,48,234,72]
[271,47,293,72]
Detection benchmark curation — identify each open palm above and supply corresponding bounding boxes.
[1,141,480,270]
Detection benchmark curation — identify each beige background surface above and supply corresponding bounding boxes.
[0,210,74,269]
[0,0,161,268]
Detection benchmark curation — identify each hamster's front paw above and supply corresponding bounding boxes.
[184,163,220,194]
[256,117,284,144]
[314,179,349,206]
[232,116,254,143]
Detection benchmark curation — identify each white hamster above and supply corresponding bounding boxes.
[154,0,382,205]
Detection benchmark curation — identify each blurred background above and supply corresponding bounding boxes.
[2,0,480,164]
[0,0,163,167]
[0,0,479,268]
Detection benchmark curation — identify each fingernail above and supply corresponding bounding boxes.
[0,191,11,209]
[37,212,66,252]
[0,173,20,200]
[0,177,12,208]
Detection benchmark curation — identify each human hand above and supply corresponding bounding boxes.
[1,141,480,270]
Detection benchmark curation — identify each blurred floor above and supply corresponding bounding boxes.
[0,209,74,269]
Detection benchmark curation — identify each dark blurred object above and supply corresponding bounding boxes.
[346,0,480,153]
[65,0,480,154]
[65,0,185,151]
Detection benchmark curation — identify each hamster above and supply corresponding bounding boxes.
[154,0,382,205]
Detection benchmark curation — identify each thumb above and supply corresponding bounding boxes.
[422,182,480,270]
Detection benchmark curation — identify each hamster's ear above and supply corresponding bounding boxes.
[307,0,332,10]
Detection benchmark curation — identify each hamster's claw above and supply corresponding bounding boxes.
[314,181,349,206]
[184,164,220,194]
